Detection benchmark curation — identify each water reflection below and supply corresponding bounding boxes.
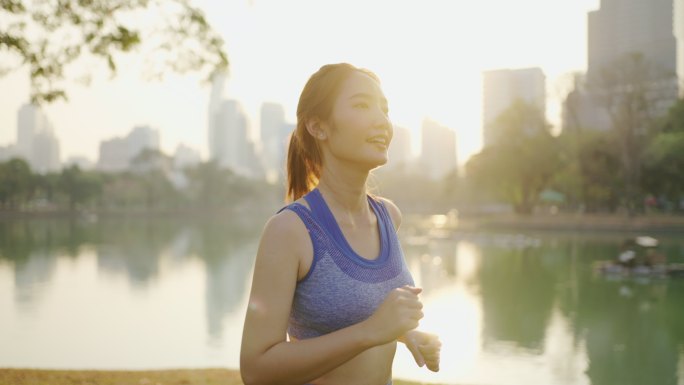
[1,219,683,384]
[0,216,265,368]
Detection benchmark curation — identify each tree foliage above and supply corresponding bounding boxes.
[1,0,228,103]
[465,99,562,214]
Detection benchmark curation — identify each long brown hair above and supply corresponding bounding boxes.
[285,63,381,202]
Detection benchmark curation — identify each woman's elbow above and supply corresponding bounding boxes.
[240,356,261,385]
[241,355,274,385]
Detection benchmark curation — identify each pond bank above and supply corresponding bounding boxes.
[0,368,448,385]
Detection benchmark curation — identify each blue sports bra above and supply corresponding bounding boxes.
[276,187,415,339]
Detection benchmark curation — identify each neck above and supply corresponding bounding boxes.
[316,161,370,216]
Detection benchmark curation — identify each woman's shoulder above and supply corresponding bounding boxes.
[261,203,311,251]
[372,195,402,230]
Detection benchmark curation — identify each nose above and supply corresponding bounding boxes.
[374,108,391,130]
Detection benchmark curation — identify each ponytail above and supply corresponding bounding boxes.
[285,128,321,202]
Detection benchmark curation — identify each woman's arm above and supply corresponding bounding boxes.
[240,211,379,385]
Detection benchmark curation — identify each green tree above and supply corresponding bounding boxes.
[642,98,684,210]
[553,130,622,212]
[1,0,228,103]
[59,165,102,210]
[0,158,34,209]
[589,52,677,214]
[465,99,562,214]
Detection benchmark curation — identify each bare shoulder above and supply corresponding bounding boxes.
[375,196,402,231]
[261,206,309,253]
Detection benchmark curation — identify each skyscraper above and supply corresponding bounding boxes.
[32,128,61,173]
[482,68,546,147]
[387,125,412,171]
[587,0,678,85]
[16,103,61,172]
[260,102,290,183]
[420,118,457,180]
[212,99,261,177]
[97,125,161,172]
[565,0,682,132]
[675,0,684,96]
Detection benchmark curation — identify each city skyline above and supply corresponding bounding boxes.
[2,0,601,166]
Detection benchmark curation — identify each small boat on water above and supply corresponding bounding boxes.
[593,260,684,278]
[593,236,684,278]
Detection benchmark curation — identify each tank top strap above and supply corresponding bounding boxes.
[370,197,395,233]
[276,202,323,233]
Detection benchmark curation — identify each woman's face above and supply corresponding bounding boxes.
[319,71,393,169]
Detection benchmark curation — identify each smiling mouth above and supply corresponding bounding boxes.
[367,136,389,148]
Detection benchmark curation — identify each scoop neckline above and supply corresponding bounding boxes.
[303,187,390,267]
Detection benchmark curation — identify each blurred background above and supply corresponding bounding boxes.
[1,0,684,384]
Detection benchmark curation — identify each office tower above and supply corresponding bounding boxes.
[260,102,289,183]
[387,125,412,170]
[98,137,128,171]
[208,72,227,160]
[173,144,201,170]
[98,125,161,172]
[420,118,457,180]
[565,0,682,132]
[677,0,684,95]
[32,127,61,173]
[587,0,677,85]
[16,103,61,172]
[127,125,160,161]
[212,99,260,177]
[482,68,546,147]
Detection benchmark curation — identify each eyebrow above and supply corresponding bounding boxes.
[348,92,388,104]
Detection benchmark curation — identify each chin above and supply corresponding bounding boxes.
[363,155,389,170]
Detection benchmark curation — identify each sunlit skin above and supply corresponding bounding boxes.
[239,68,441,385]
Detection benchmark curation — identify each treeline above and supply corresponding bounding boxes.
[0,156,283,215]
[373,98,684,216]
[462,95,684,215]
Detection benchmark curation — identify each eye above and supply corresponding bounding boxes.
[354,102,369,109]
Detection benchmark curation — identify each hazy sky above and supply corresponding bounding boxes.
[0,0,599,165]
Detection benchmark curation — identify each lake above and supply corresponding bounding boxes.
[1,216,683,385]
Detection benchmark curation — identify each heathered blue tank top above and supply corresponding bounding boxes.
[276,187,415,339]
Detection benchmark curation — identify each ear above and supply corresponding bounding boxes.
[305,117,327,140]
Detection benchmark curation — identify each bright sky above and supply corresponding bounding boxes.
[0,0,600,165]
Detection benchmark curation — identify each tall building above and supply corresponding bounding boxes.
[208,72,227,157]
[260,102,290,183]
[565,0,682,132]
[482,68,546,147]
[420,118,457,180]
[32,129,61,173]
[587,0,677,85]
[98,137,128,172]
[173,144,201,170]
[387,125,412,171]
[98,125,161,172]
[16,103,61,172]
[675,0,684,96]
[211,99,261,177]
[127,125,160,162]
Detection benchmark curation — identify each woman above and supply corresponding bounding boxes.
[240,63,441,385]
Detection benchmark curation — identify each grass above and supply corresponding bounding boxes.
[0,368,448,385]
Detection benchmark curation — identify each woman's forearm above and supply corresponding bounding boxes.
[241,321,376,385]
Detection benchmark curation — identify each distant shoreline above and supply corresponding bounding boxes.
[453,213,684,232]
[3,209,684,232]
[0,368,442,385]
